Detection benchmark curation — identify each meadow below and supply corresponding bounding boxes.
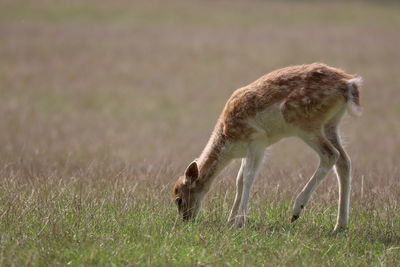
[0,0,399,265]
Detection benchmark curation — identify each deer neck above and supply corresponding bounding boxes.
[196,124,231,190]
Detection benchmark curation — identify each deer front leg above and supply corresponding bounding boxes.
[291,134,339,223]
[234,141,265,228]
[228,158,245,223]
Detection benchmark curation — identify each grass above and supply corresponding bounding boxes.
[1,168,399,266]
[1,1,400,28]
[0,0,400,266]
[0,168,399,266]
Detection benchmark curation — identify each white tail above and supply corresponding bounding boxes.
[346,77,363,117]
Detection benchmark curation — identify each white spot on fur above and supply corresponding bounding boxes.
[323,90,331,95]
[302,97,310,104]
[312,92,320,98]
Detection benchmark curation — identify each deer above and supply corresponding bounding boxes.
[172,63,362,232]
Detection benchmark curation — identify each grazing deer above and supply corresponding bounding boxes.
[173,63,362,232]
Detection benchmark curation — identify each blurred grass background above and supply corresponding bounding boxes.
[0,0,399,265]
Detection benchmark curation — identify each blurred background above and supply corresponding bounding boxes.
[1,0,399,202]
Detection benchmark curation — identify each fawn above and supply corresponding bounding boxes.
[173,63,362,232]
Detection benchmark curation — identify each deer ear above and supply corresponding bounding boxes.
[184,161,199,184]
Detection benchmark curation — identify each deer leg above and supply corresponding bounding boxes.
[228,158,245,223]
[291,133,339,223]
[234,141,265,228]
[325,124,352,232]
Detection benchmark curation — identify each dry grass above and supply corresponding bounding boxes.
[0,0,399,265]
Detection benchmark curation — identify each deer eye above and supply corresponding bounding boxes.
[175,197,183,206]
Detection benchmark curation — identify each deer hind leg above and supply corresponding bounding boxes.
[324,120,352,232]
[233,141,265,228]
[291,132,339,223]
[228,158,245,223]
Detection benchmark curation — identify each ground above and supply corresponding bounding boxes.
[0,0,399,266]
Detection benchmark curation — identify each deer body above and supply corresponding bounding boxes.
[173,63,362,232]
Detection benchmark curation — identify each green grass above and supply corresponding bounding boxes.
[0,171,399,266]
[1,1,400,28]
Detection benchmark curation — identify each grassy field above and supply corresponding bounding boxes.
[1,0,400,265]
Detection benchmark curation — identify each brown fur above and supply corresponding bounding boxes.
[222,63,358,137]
